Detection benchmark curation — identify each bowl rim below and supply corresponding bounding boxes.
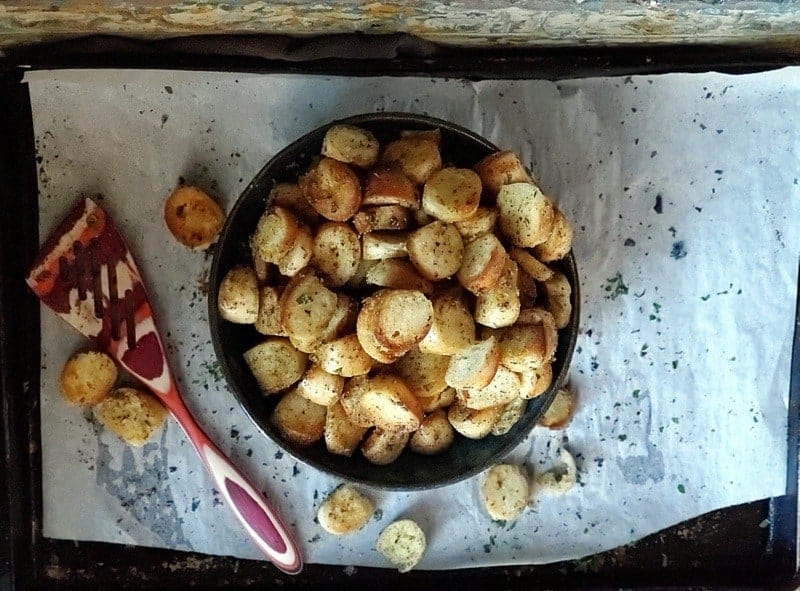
[208,111,580,490]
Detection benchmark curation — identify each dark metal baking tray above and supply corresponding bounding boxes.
[1,34,799,590]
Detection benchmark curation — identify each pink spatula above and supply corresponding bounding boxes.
[27,196,303,574]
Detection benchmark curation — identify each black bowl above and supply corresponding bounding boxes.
[209,112,580,490]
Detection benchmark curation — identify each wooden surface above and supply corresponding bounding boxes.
[1,0,800,49]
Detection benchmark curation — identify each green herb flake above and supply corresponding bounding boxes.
[632,389,640,398]
[603,273,629,300]
[672,360,679,369]
[671,417,680,424]
[701,294,711,301]
[677,484,686,494]
[618,434,627,441]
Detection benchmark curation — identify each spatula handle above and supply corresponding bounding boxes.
[164,388,303,574]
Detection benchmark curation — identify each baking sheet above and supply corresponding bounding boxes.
[26,68,799,569]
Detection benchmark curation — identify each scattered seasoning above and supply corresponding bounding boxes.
[672,360,679,369]
[624,238,636,247]
[649,302,662,322]
[632,389,640,398]
[604,273,629,300]
[640,344,649,357]
[201,360,223,382]
[618,434,627,441]
[670,241,687,260]
[677,484,686,494]
[653,195,663,214]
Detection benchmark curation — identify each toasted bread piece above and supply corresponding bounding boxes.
[344,258,378,290]
[218,265,259,324]
[251,246,271,284]
[318,294,358,344]
[400,128,441,145]
[475,258,520,328]
[362,231,410,260]
[380,136,442,185]
[406,221,464,281]
[496,323,548,372]
[541,270,572,329]
[538,386,576,429]
[269,182,321,226]
[418,288,475,355]
[352,205,411,234]
[534,208,573,262]
[276,224,313,277]
[254,286,286,336]
[418,387,456,413]
[376,519,427,573]
[340,375,376,428]
[362,168,420,210]
[517,267,538,308]
[453,206,498,242]
[252,206,301,263]
[409,409,455,455]
[324,402,369,457]
[314,334,374,377]
[321,124,380,169]
[518,363,553,400]
[60,351,118,406]
[535,448,577,495]
[394,347,449,399]
[164,185,225,250]
[458,366,520,410]
[362,428,410,465]
[447,401,503,439]
[473,151,531,194]
[312,222,361,287]
[445,337,500,390]
[244,337,308,394]
[456,233,507,295]
[370,290,434,356]
[491,397,528,436]
[279,270,339,348]
[516,307,558,362]
[356,291,406,363]
[300,157,361,222]
[482,464,529,521]
[413,208,434,227]
[271,388,327,445]
[422,167,482,223]
[509,247,554,282]
[359,374,423,433]
[318,484,374,535]
[497,183,555,247]
[366,259,434,294]
[94,387,167,447]
[296,364,344,406]
[356,320,397,364]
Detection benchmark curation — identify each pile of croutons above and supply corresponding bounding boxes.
[218,123,575,465]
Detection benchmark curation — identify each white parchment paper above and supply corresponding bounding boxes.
[27,68,799,569]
